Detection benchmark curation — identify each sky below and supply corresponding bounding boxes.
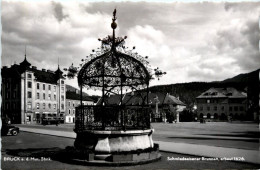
[1,1,260,95]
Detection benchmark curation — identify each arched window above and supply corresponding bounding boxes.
[207,113,211,119]
[214,113,218,119]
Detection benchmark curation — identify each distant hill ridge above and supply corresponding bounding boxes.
[66,84,89,96]
[65,84,100,103]
[149,68,259,108]
[222,68,259,83]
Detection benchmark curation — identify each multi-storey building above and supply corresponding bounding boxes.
[65,90,94,123]
[196,87,247,120]
[1,55,66,124]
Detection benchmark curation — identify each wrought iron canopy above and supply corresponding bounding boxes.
[77,9,152,94]
[78,50,151,91]
[72,9,166,132]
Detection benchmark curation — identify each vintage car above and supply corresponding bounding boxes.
[1,124,20,136]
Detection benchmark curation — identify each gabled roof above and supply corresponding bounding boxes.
[196,87,247,99]
[96,94,122,105]
[165,94,186,106]
[97,92,186,106]
[120,92,167,106]
[122,92,146,105]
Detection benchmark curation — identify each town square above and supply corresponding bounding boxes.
[1,0,260,169]
[2,122,259,169]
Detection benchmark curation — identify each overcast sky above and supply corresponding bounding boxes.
[1,1,260,95]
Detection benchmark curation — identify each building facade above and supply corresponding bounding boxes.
[196,87,247,120]
[65,90,94,123]
[1,56,66,124]
[96,92,186,122]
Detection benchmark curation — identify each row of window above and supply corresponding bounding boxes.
[67,101,93,107]
[199,113,244,119]
[27,102,65,110]
[4,101,89,111]
[4,102,17,110]
[28,82,65,93]
[199,106,244,111]
[197,99,220,104]
[27,91,65,101]
[199,99,245,104]
[5,91,17,99]
[200,106,223,111]
[4,101,88,111]
[68,109,75,115]
[205,99,219,104]
[229,106,244,111]
[68,101,76,107]
[4,82,18,90]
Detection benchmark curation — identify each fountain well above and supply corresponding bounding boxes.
[67,9,164,164]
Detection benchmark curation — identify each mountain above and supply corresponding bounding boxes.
[66,84,101,103]
[148,68,259,108]
[66,84,89,96]
[222,69,259,83]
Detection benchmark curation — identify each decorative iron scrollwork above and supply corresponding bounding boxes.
[65,9,166,132]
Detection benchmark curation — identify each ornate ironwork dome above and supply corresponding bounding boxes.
[78,47,151,91]
[77,10,152,98]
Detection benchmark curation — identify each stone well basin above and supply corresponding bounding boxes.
[74,129,154,153]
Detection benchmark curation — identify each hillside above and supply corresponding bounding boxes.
[222,69,259,83]
[66,84,100,103]
[149,69,259,108]
[66,84,89,96]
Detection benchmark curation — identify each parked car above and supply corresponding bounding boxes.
[1,124,19,136]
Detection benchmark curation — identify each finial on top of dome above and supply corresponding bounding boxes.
[111,8,117,30]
